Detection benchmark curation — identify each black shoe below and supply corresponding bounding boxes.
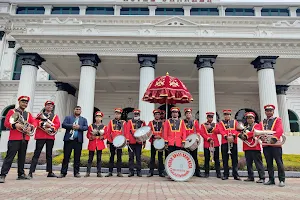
[47,172,57,178]
[159,173,165,177]
[57,174,66,178]
[217,174,221,179]
[105,172,113,177]
[117,172,123,177]
[234,176,241,181]
[256,179,265,183]
[222,176,228,180]
[195,172,202,177]
[28,173,33,179]
[97,173,102,177]
[264,180,275,185]
[147,173,153,177]
[137,172,142,177]
[17,174,31,180]
[244,178,254,182]
[74,173,81,178]
[204,174,209,178]
[128,172,134,177]
[84,173,90,178]
[0,176,5,183]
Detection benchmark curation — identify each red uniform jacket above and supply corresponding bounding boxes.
[241,123,262,151]
[200,122,220,148]
[261,117,284,148]
[218,119,240,144]
[106,119,126,143]
[87,124,107,151]
[183,119,201,137]
[126,119,146,144]
[163,119,186,147]
[34,113,60,140]
[148,120,163,144]
[4,109,36,141]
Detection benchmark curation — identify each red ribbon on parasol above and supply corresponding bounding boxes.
[142,72,193,119]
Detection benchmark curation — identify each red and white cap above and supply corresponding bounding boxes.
[44,100,54,106]
[133,109,141,114]
[153,109,161,114]
[95,111,104,117]
[114,108,123,113]
[18,96,30,102]
[206,112,215,116]
[264,104,275,110]
[171,107,180,112]
[223,109,232,114]
[184,108,192,113]
[245,112,255,118]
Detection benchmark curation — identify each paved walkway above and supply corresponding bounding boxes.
[1,169,300,200]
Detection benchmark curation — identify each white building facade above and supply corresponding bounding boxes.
[0,0,300,153]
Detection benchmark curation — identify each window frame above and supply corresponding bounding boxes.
[225,8,255,16]
[16,7,45,15]
[190,8,219,16]
[51,7,80,15]
[155,8,184,16]
[261,8,290,16]
[86,7,114,15]
[120,7,149,15]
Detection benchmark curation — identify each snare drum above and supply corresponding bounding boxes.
[184,134,200,151]
[153,138,165,151]
[165,150,195,182]
[134,126,153,143]
[113,135,127,149]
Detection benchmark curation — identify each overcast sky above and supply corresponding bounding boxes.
[221,0,300,2]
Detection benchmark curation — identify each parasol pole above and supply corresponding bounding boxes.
[166,99,168,120]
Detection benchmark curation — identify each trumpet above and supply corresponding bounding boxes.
[69,120,78,140]
[9,112,36,136]
[36,112,57,136]
[236,122,259,148]
[253,129,286,146]
[209,140,215,163]
[227,133,234,154]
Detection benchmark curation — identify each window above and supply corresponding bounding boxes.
[191,8,219,16]
[288,109,299,132]
[51,7,80,15]
[155,8,184,16]
[225,8,254,16]
[0,105,15,133]
[48,75,55,80]
[120,7,149,15]
[12,48,25,80]
[261,8,289,16]
[16,7,45,14]
[235,108,259,124]
[297,9,300,16]
[86,7,114,15]
[195,111,220,122]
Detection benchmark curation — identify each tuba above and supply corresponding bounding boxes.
[236,122,259,148]
[253,129,286,146]
[36,112,57,136]
[9,112,36,136]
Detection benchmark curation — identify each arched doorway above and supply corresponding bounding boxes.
[288,109,299,132]
[235,108,259,124]
[0,105,15,136]
[158,104,181,119]
[195,111,220,122]
[93,107,100,123]
[121,107,134,121]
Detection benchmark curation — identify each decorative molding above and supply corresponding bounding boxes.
[276,85,289,95]
[251,56,279,71]
[18,53,46,68]
[194,55,218,69]
[273,20,300,27]
[1,70,12,80]
[137,54,157,69]
[77,53,101,68]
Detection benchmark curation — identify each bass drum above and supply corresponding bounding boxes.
[134,126,153,143]
[165,150,195,182]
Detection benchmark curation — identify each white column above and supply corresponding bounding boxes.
[0,41,15,80]
[54,82,71,122]
[251,56,279,119]
[217,6,226,16]
[195,55,217,123]
[0,32,5,70]
[114,5,121,16]
[253,7,262,16]
[148,6,157,16]
[183,6,192,16]
[79,6,87,15]
[276,85,290,133]
[16,53,45,112]
[138,54,157,124]
[288,7,298,17]
[43,5,53,15]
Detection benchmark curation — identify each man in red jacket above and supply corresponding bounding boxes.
[163,107,186,153]
[126,109,146,177]
[0,96,36,183]
[238,112,265,183]
[219,109,241,180]
[183,108,201,177]
[200,112,221,178]
[261,104,285,187]
[105,108,126,177]
[28,100,61,178]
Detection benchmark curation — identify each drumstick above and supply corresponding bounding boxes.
[128,144,133,152]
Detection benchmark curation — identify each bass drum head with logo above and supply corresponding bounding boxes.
[165,150,195,182]
[113,135,126,148]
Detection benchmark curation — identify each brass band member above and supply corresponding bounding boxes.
[261,104,285,187]
[163,107,186,153]
[84,111,107,178]
[58,106,88,178]
[160,110,166,122]
[183,108,201,177]
[238,112,265,183]
[0,96,36,183]
[148,109,165,177]
[105,108,126,177]
[126,109,146,177]
[200,112,221,178]
[219,109,240,180]
[29,101,60,178]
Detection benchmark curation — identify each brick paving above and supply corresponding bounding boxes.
[1,169,300,200]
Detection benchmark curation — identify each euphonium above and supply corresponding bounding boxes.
[9,112,36,136]
[36,112,57,136]
[253,129,286,146]
[237,122,259,148]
